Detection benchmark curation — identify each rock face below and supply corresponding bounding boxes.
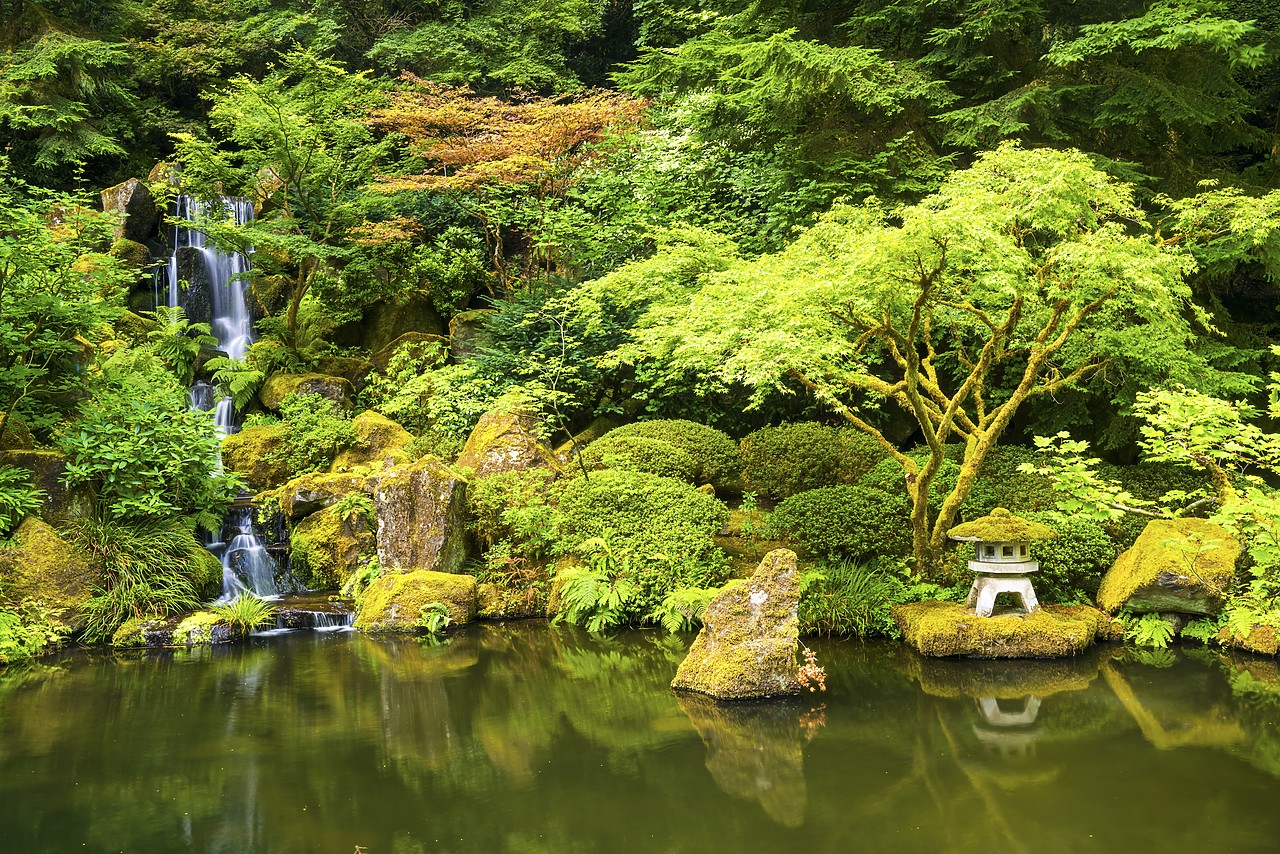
[456,397,559,479]
[671,548,802,699]
[272,471,369,520]
[1097,518,1238,616]
[259,372,355,412]
[0,449,95,523]
[371,457,471,574]
[894,601,1108,658]
[330,410,413,472]
[354,569,479,631]
[290,505,374,589]
[361,295,444,354]
[448,309,495,361]
[221,426,292,490]
[0,518,104,632]
[370,332,448,373]
[100,178,158,243]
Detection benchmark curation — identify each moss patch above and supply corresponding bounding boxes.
[221,425,292,490]
[290,505,373,589]
[1,449,95,523]
[330,410,413,473]
[258,372,355,412]
[456,395,560,479]
[109,238,151,269]
[1096,518,1238,615]
[173,610,241,645]
[0,518,104,631]
[948,507,1057,543]
[266,471,370,519]
[354,569,478,632]
[0,412,33,450]
[1217,624,1280,656]
[894,601,1108,658]
[187,545,224,600]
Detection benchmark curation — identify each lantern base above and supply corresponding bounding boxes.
[966,574,1040,617]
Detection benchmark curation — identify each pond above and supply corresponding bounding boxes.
[2,625,1279,854]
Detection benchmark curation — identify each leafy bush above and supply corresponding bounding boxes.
[553,548,643,634]
[0,599,68,663]
[0,466,43,537]
[769,485,911,560]
[557,469,729,618]
[605,420,741,487]
[59,363,237,530]
[648,584,729,632]
[1024,513,1118,604]
[70,516,208,643]
[799,559,900,638]
[468,468,564,559]
[962,445,1058,516]
[579,434,697,482]
[267,392,356,476]
[858,450,961,512]
[740,422,889,498]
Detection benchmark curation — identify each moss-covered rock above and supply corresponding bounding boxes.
[0,413,33,450]
[1216,624,1280,656]
[0,450,95,523]
[448,308,496,361]
[456,396,559,480]
[111,616,151,648]
[221,425,292,490]
[894,601,1108,658]
[258,372,355,413]
[188,544,225,600]
[361,294,444,355]
[109,238,152,269]
[100,178,158,243]
[0,518,104,632]
[250,274,292,315]
[113,310,160,347]
[312,355,374,392]
[370,332,448,373]
[1096,518,1238,616]
[269,471,370,520]
[371,457,471,574]
[671,549,802,699]
[173,610,241,645]
[330,410,414,473]
[354,569,478,632]
[290,505,374,589]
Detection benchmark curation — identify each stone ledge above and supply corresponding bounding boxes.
[894,601,1110,659]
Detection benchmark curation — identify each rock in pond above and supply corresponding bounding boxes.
[894,601,1109,658]
[371,457,471,575]
[290,504,374,590]
[354,569,478,632]
[671,548,802,699]
[1097,518,1238,617]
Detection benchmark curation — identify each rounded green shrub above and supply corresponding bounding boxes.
[962,445,1057,516]
[740,422,890,498]
[579,434,698,482]
[557,469,730,615]
[858,452,960,512]
[769,485,911,559]
[1024,513,1118,604]
[605,420,741,487]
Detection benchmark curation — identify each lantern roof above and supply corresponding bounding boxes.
[948,507,1057,543]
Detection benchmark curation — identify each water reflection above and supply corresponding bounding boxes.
[2,631,1280,853]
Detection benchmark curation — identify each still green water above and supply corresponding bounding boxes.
[2,625,1279,854]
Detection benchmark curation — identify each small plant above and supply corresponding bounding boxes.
[212,595,278,634]
[797,645,827,692]
[0,466,43,537]
[0,598,68,663]
[417,601,453,635]
[799,558,900,638]
[332,493,376,527]
[267,393,356,476]
[554,535,642,632]
[144,305,219,385]
[341,558,382,600]
[648,585,724,632]
[738,491,763,538]
[1122,610,1177,649]
[205,355,266,411]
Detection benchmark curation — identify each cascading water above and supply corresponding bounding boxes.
[207,507,287,601]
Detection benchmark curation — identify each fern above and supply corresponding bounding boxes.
[649,585,720,633]
[554,566,639,633]
[1181,617,1221,645]
[206,356,266,411]
[1122,610,1176,649]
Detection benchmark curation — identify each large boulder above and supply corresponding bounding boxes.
[0,450,95,523]
[894,601,1109,658]
[330,410,413,473]
[100,178,159,243]
[671,548,803,699]
[456,397,559,479]
[0,413,33,450]
[259,372,354,413]
[312,354,373,393]
[221,426,292,490]
[448,309,495,361]
[371,457,472,574]
[270,471,369,520]
[361,294,444,355]
[1097,518,1238,616]
[0,518,104,632]
[354,569,478,632]
[370,332,448,373]
[290,505,374,590]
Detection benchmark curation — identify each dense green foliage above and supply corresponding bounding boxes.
[266,393,356,477]
[740,422,889,499]
[602,420,741,487]
[769,485,911,560]
[579,434,698,482]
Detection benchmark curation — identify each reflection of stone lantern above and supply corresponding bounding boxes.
[972,696,1043,759]
[948,508,1057,617]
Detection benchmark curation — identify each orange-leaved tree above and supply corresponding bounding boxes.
[366,75,646,289]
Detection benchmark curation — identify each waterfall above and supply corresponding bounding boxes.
[207,506,296,602]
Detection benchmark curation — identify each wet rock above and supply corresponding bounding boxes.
[100,178,159,243]
[330,410,413,473]
[0,518,104,632]
[456,395,559,479]
[354,569,479,631]
[671,548,802,699]
[0,449,95,523]
[146,161,182,191]
[371,457,471,574]
[290,505,374,589]
[221,425,292,490]
[370,332,448,373]
[894,601,1108,658]
[174,246,212,326]
[109,238,152,270]
[1097,518,1238,616]
[361,294,444,355]
[448,309,495,361]
[272,471,369,520]
[258,371,354,413]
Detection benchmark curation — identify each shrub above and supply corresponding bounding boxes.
[211,595,278,634]
[267,392,356,476]
[557,469,730,618]
[769,485,912,560]
[0,599,68,663]
[0,466,43,537]
[740,422,890,498]
[799,558,900,638]
[579,434,697,482]
[606,419,741,486]
[468,468,564,559]
[858,451,961,512]
[962,445,1058,516]
[1025,513,1119,604]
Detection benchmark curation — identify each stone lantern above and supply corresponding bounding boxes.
[948,508,1057,617]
